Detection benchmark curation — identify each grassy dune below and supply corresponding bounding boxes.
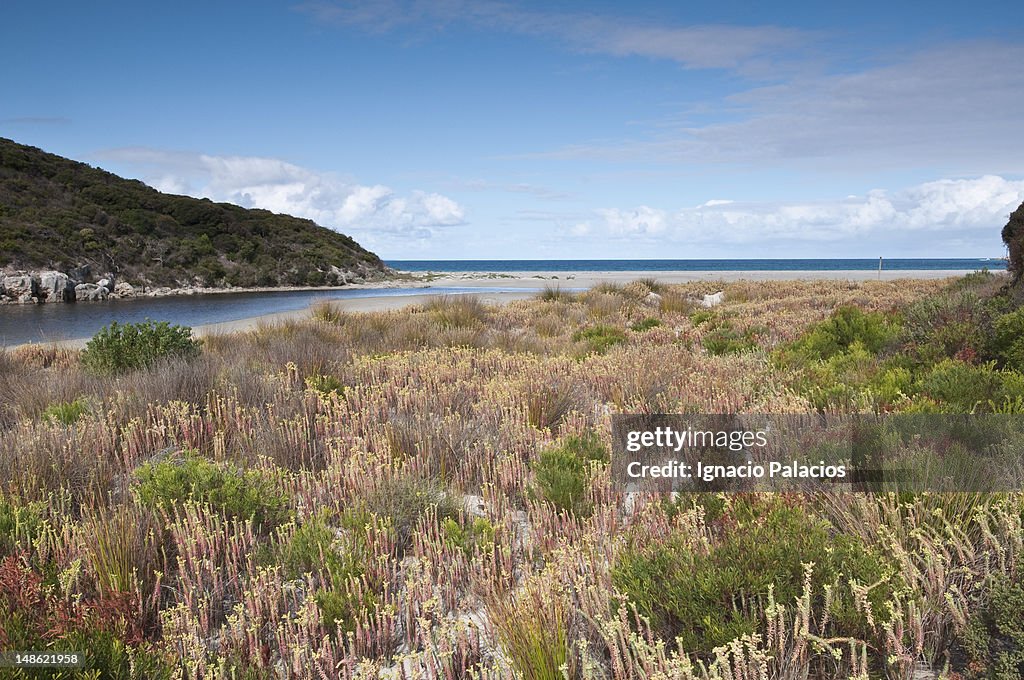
[3,274,1024,678]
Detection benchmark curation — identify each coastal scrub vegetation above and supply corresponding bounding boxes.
[5,273,1024,677]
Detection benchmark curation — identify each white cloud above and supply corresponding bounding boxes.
[599,206,668,236]
[531,42,1024,174]
[296,1,810,72]
[96,148,466,238]
[590,176,1024,251]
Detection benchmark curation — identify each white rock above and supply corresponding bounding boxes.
[3,274,36,302]
[702,291,724,307]
[113,281,135,297]
[75,283,109,301]
[38,271,74,302]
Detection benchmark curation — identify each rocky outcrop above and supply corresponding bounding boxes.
[2,274,37,303]
[74,283,108,301]
[0,269,139,303]
[38,271,75,302]
[113,281,134,297]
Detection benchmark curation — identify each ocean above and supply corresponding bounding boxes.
[387,258,1001,272]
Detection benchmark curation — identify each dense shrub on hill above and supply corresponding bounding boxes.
[0,137,388,287]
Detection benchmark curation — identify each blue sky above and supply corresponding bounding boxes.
[2,1,1023,259]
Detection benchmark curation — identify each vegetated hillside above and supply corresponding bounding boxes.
[0,137,389,288]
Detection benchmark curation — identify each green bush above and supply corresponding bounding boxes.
[612,497,893,655]
[952,572,1024,679]
[991,308,1024,371]
[305,373,347,396]
[572,325,627,354]
[689,309,716,326]
[441,516,496,556]
[0,497,43,554]
[901,289,991,366]
[795,306,899,360]
[702,322,759,356]
[530,433,608,517]
[630,317,662,332]
[41,397,89,426]
[81,320,201,374]
[915,360,1024,413]
[135,454,289,530]
[270,510,380,637]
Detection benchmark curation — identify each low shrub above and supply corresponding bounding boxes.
[135,454,290,530]
[689,309,716,326]
[951,572,1024,679]
[305,373,347,396]
[0,554,173,679]
[41,397,89,426]
[702,322,759,356]
[359,476,459,554]
[529,433,608,517]
[572,325,627,354]
[991,307,1024,371]
[612,496,894,655]
[915,360,1024,413]
[271,510,381,638]
[81,320,201,375]
[795,306,899,360]
[441,516,496,556]
[630,317,662,332]
[0,497,44,554]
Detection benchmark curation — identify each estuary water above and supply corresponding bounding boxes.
[0,286,498,347]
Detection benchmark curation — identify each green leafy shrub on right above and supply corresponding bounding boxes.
[572,325,627,354]
[951,572,1024,679]
[612,496,895,655]
[900,288,992,367]
[990,307,1024,371]
[81,320,201,375]
[135,454,290,531]
[794,306,900,361]
[915,360,1024,413]
[529,432,609,517]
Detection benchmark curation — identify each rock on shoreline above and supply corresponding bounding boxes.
[0,264,394,304]
[0,270,126,304]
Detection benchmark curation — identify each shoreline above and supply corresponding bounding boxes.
[2,269,991,351]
